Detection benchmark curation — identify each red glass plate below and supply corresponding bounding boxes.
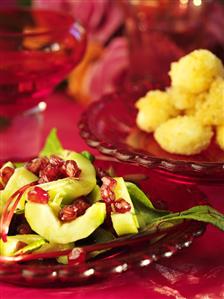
[0,159,206,287]
[79,84,224,184]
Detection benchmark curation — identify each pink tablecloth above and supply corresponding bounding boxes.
[1,92,224,299]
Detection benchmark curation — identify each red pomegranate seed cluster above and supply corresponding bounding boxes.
[100,177,131,214]
[0,166,15,187]
[113,198,131,213]
[26,155,81,183]
[27,186,49,204]
[59,198,90,222]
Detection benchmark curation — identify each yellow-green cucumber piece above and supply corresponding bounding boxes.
[36,242,73,254]
[0,234,44,256]
[0,167,38,215]
[57,255,69,264]
[37,242,73,264]
[0,162,15,186]
[111,177,139,236]
[87,185,101,204]
[15,239,46,255]
[25,202,106,244]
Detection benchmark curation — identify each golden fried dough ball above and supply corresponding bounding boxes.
[154,116,213,155]
[216,125,224,150]
[196,77,224,126]
[169,49,224,94]
[185,93,206,116]
[167,87,195,110]
[135,90,178,133]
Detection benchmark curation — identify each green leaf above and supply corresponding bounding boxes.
[126,182,224,233]
[92,228,115,244]
[126,182,169,228]
[144,205,224,233]
[126,182,155,209]
[88,228,115,258]
[40,128,63,157]
[81,151,95,162]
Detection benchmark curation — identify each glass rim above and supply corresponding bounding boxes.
[0,7,82,38]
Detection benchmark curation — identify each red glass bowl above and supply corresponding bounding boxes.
[0,159,206,287]
[79,84,224,184]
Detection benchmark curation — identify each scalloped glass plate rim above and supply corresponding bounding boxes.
[0,220,205,287]
[78,90,224,183]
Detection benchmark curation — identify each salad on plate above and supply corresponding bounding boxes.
[0,129,224,265]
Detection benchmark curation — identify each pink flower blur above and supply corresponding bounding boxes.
[33,0,129,101]
[84,37,129,101]
[33,0,124,44]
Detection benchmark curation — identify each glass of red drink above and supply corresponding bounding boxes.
[0,8,86,161]
[121,0,224,85]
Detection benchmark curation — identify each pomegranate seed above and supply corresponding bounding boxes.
[113,198,131,213]
[17,223,33,234]
[26,157,49,175]
[27,155,82,183]
[100,177,118,214]
[0,166,14,186]
[62,160,81,178]
[49,155,64,167]
[28,187,49,204]
[73,198,90,217]
[59,205,77,222]
[101,176,116,188]
[39,164,59,183]
[68,247,86,265]
[59,198,90,222]
[101,186,115,204]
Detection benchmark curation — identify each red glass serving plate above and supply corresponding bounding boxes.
[0,159,205,287]
[79,84,224,184]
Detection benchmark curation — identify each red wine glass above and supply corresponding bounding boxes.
[0,8,86,161]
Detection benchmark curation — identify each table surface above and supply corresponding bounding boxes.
[1,92,224,299]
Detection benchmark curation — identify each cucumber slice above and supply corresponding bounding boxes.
[88,185,101,204]
[0,167,38,215]
[57,255,69,264]
[111,177,139,236]
[25,202,106,244]
[15,239,46,255]
[0,234,44,256]
[38,152,96,204]
[111,213,139,235]
[0,161,14,186]
[36,242,73,253]
[36,242,73,264]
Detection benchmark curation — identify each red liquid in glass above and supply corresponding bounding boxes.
[0,9,86,116]
[0,8,86,161]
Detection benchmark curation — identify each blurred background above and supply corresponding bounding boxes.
[3,0,224,105]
